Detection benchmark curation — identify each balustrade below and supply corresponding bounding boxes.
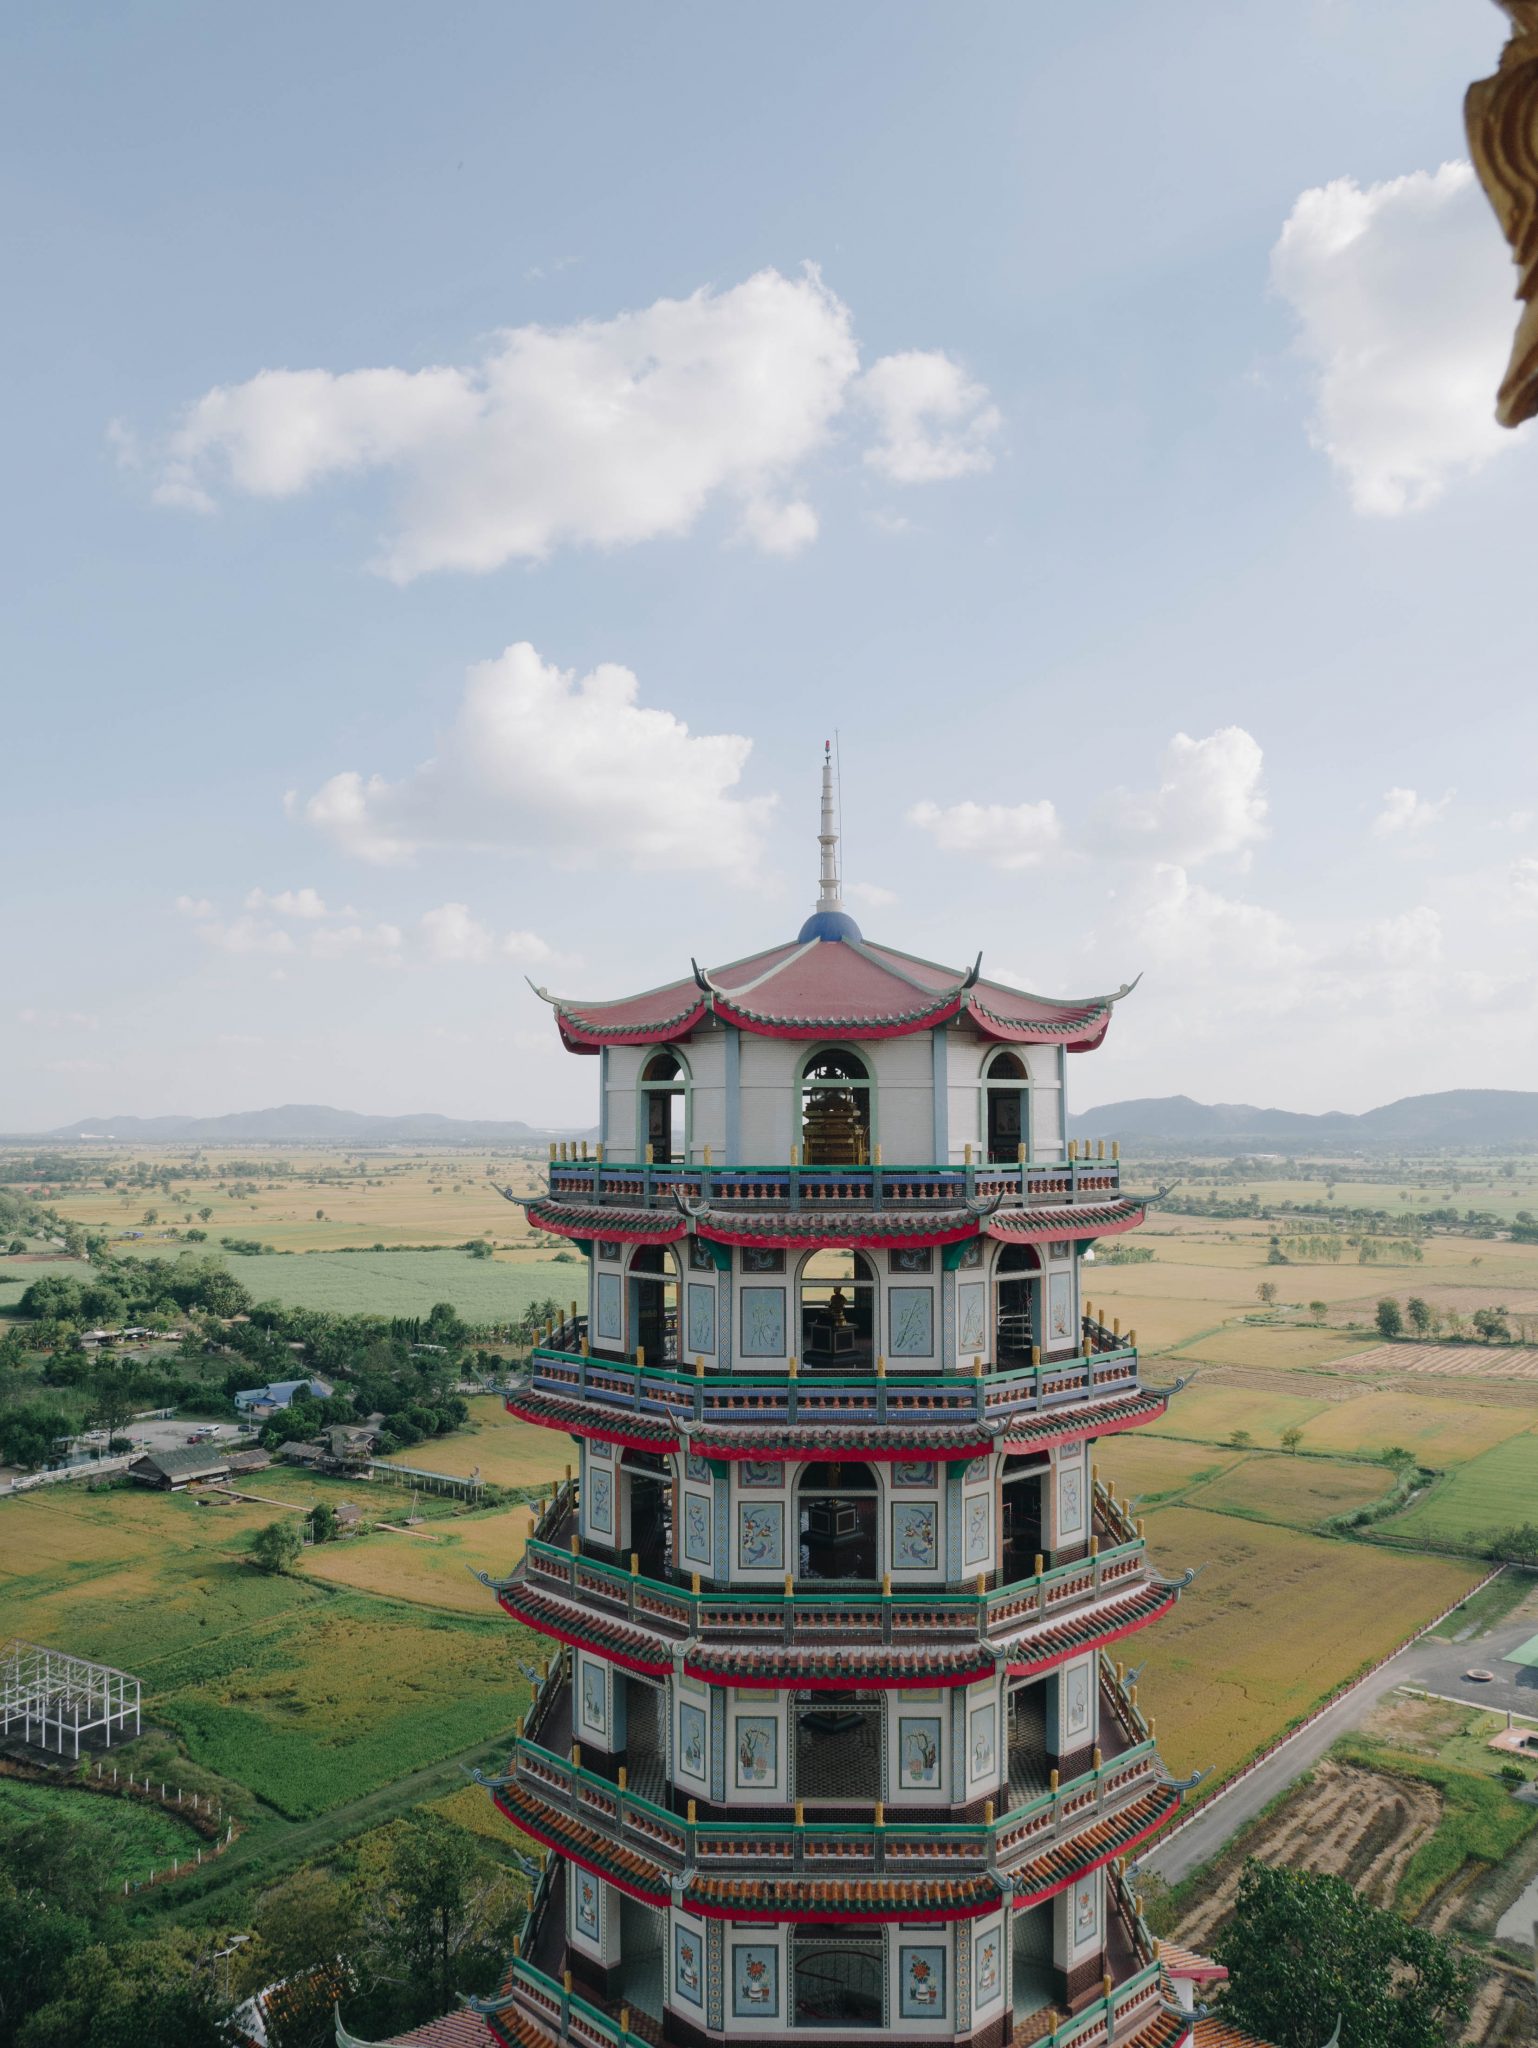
[543,1153,1122,1213]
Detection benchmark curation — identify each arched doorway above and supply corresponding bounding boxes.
[1000,1451,1047,1581]
[984,1049,1030,1163]
[792,1926,884,2028]
[628,1244,680,1364]
[994,1242,1040,1368]
[793,1687,881,1805]
[639,1050,688,1164]
[799,1247,876,1369]
[800,1048,873,1164]
[797,1460,879,1583]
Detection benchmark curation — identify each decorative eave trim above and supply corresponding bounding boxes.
[709,992,966,1040]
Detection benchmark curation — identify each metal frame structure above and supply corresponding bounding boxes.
[1,1639,141,1756]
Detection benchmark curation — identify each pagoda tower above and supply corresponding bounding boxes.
[471,748,1196,2048]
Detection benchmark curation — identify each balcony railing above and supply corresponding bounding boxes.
[465,1841,1166,2048]
[543,1153,1123,1212]
[495,1481,1150,1653]
[518,1328,1141,1430]
[489,1666,1160,1880]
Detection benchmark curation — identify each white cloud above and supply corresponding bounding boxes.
[1127,864,1304,981]
[1510,856,1538,913]
[419,904,556,966]
[1356,904,1443,966]
[245,885,329,919]
[1372,786,1452,837]
[149,269,998,578]
[308,922,402,961]
[845,881,898,909]
[44,1058,107,1075]
[856,350,1001,483]
[303,640,774,877]
[502,929,556,965]
[195,915,294,956]
[18,1009,99,1031]
[1105,727,1267,868]
[906,796,1062,870]
[175,894,214,917]
[1271,160,1526,515]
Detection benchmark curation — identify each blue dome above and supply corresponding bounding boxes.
[797,908,864,943]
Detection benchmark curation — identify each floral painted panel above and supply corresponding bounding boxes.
[899,1945,947,2019]
[685,1450,710,1483]
[889,1286,935,1356]
[739,1460,784,1488]
[740,1286,786,1356]
[588,1469,613,1535]
[889,1246,933,1273]
[674,1923,704,2007]
[678,1701,707,1781]
[892,1460,937,1488]
[686,1282,716,1355]
[580,1657,607,1734]
[1063,1657,1093,1739]
[683,1492,712,1565]
[735,1715,777,1787]
[899,1716,941,1788]
[738,1501,784,1571]
[1048,1270,1074,1342]
[732,1944,779,2018]
[1074,1874,1100,1946]
[969,1703,996,1780]
[965,1494,989,1564]
[974,1928,1001,2005]
[957,1282,986,1355]
[891,1501,937,1571]
[594,1270,622,1341]
[1058,1459,1085,1537]
[575,1869,601,1941]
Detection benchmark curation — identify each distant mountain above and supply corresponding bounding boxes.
[18,1103,593,1147]
[1069,1089,1538,1150]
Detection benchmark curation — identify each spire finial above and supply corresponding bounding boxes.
[818,738,841,913]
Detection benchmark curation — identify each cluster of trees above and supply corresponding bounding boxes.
[17,1257,254,1335]
[1214,1862,1470,2048]
[1375,1296,1526,1343]
[0,1802,522,2048]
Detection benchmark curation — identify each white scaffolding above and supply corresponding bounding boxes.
[1,1640,141,1757]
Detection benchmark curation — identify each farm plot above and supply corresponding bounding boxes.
[1135,1506,1481,1786]
[1143,1380,1330,1449]
[217,1249,576,1322]
[300,1504,536,1613]
[380,1397,574,1492]
[0,1777,203,1885]
[1381,1431,1538,1548]
[1094,1437,1241,1507]
[1183,1453,1391,1527]
[1325,1343,1538,1382]
[1300,1390,1538,1465]
[1171,1326,1383,1372]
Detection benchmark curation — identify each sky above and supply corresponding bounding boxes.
[4,1,1536,1132]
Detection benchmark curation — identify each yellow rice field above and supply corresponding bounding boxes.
[1298,1390,1538,1464]
[380,1398,575,1492]
[300,1504,536,1613]
[1135,1507,1482,1784]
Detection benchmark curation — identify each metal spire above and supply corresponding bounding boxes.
[818,739,842,913]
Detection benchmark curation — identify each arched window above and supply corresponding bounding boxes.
[984,1048,1030,1164]
[629,1243,681,1364]
[993,1242,1040,1369]
[800,1048,873,1165]
[799,1247,876,1370]
[797,1460,879,1583]
[639,1049,688,1165]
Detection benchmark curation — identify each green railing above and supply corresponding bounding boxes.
[544,1151,1124,1213]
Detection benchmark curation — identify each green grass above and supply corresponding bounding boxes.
[219,1249,577,1320]
[1427,1568,1535,1640]
[1335,1736,1538,1914]
[0,1776,203,1884]
[1382,1431,1538,1547]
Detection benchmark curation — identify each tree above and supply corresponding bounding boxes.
[1216,1861,1470,2048]
[198,1207,213,1223]
[357,1815,523,2021]
[308,1502,338,1544]
[85,1374,136,1448]
[1307,1300,1327,1323]
[250,1519,302,1573]
[1472,1306,1510,1343]
[1229,1429,1254,1449]
[1280,1426,1303,1454]
[1375,1298,1404,1340]
[1405,1296,1433,1336]
[239,1868,360,2048]
[16,1931,236,2048]
[1256,1282,1277,1307]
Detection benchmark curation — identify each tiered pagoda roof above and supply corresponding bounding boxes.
[533,935,1133,1053]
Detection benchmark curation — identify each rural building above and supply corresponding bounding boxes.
[437,762,1200,2048]
[233,1375,334,1415]
[335,1500,365,1532]
[225,1446,272,1475]
[277,1440,327,1467]
[324,1424,378,1468]
[128,1446,231,1490]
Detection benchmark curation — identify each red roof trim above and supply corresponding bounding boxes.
[525,1202,685,1246]
[686,1894,995,1925]
[1004,1397,1166,1455]
[710,993,964,1041]
[555,997,708,1052]
[1005,1591,1175,1679]
[504,1401,677,1454]
[494,1597,672,1678]
[694,1438,991,1463]
[489,1796,671,1910]
[1012,1794,1178,1911]
[699,1218,979,1251]
[686,1662,988,1691]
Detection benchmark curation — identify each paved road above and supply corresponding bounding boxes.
[1147,1610,1538,1886]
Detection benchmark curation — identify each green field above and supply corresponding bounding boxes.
[1381,1430,1538,1547]
[0,1776,204,1885]
[217,1248,579,1320]
[0,1484,535,1823]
